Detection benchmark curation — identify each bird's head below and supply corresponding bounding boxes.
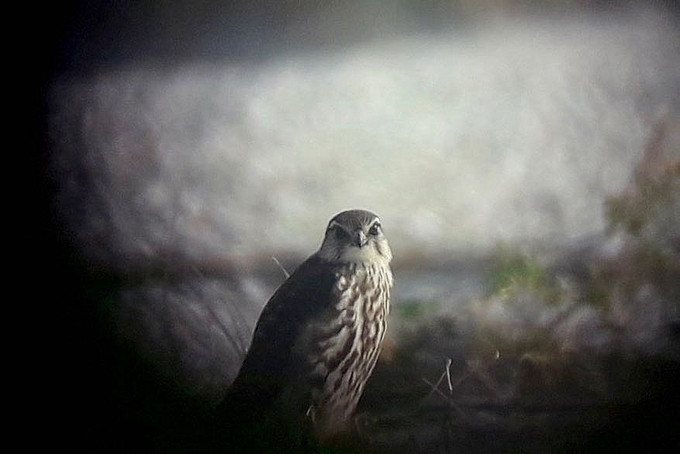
[317,209,392,266]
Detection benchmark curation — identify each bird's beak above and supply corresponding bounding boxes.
[354,231,369,248]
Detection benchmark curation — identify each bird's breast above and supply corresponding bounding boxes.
[303,262,392,439]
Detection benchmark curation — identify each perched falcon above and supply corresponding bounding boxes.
[213,209,393,452]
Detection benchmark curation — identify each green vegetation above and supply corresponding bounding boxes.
[596,128,680,313]
[486,246,561,305]
[394,298,437,321]
[605,162,679,240]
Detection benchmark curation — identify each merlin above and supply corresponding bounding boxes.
[214,209,393,452]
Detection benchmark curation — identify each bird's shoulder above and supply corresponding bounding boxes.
[265,254,342,311]
[230,255,342,378]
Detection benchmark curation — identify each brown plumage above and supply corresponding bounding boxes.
[213,209,393,452]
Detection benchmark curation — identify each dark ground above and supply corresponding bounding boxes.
[42,247,680,454]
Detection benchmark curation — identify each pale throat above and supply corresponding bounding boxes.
[337,244,389,266]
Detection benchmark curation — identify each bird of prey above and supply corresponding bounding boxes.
[213,209,393,452]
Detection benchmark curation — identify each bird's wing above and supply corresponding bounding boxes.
[218,254,338,411]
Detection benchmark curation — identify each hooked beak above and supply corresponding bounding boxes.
[353,231,369,248]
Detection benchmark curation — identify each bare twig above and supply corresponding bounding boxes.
[272,256,291,279]
[423,368,448,401]
[421,359,469,420]
[422,377,449,401]
[445,357,453,395]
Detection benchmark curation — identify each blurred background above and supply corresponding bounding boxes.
[40,1,679,453]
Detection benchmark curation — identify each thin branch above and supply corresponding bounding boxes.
[272,256,291,279]
[422,377,449,400]
[422,368,448,401]
[445,357,453,395]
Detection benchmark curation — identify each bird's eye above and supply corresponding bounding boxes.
[331,226,349,240]
[368,222,381,236]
